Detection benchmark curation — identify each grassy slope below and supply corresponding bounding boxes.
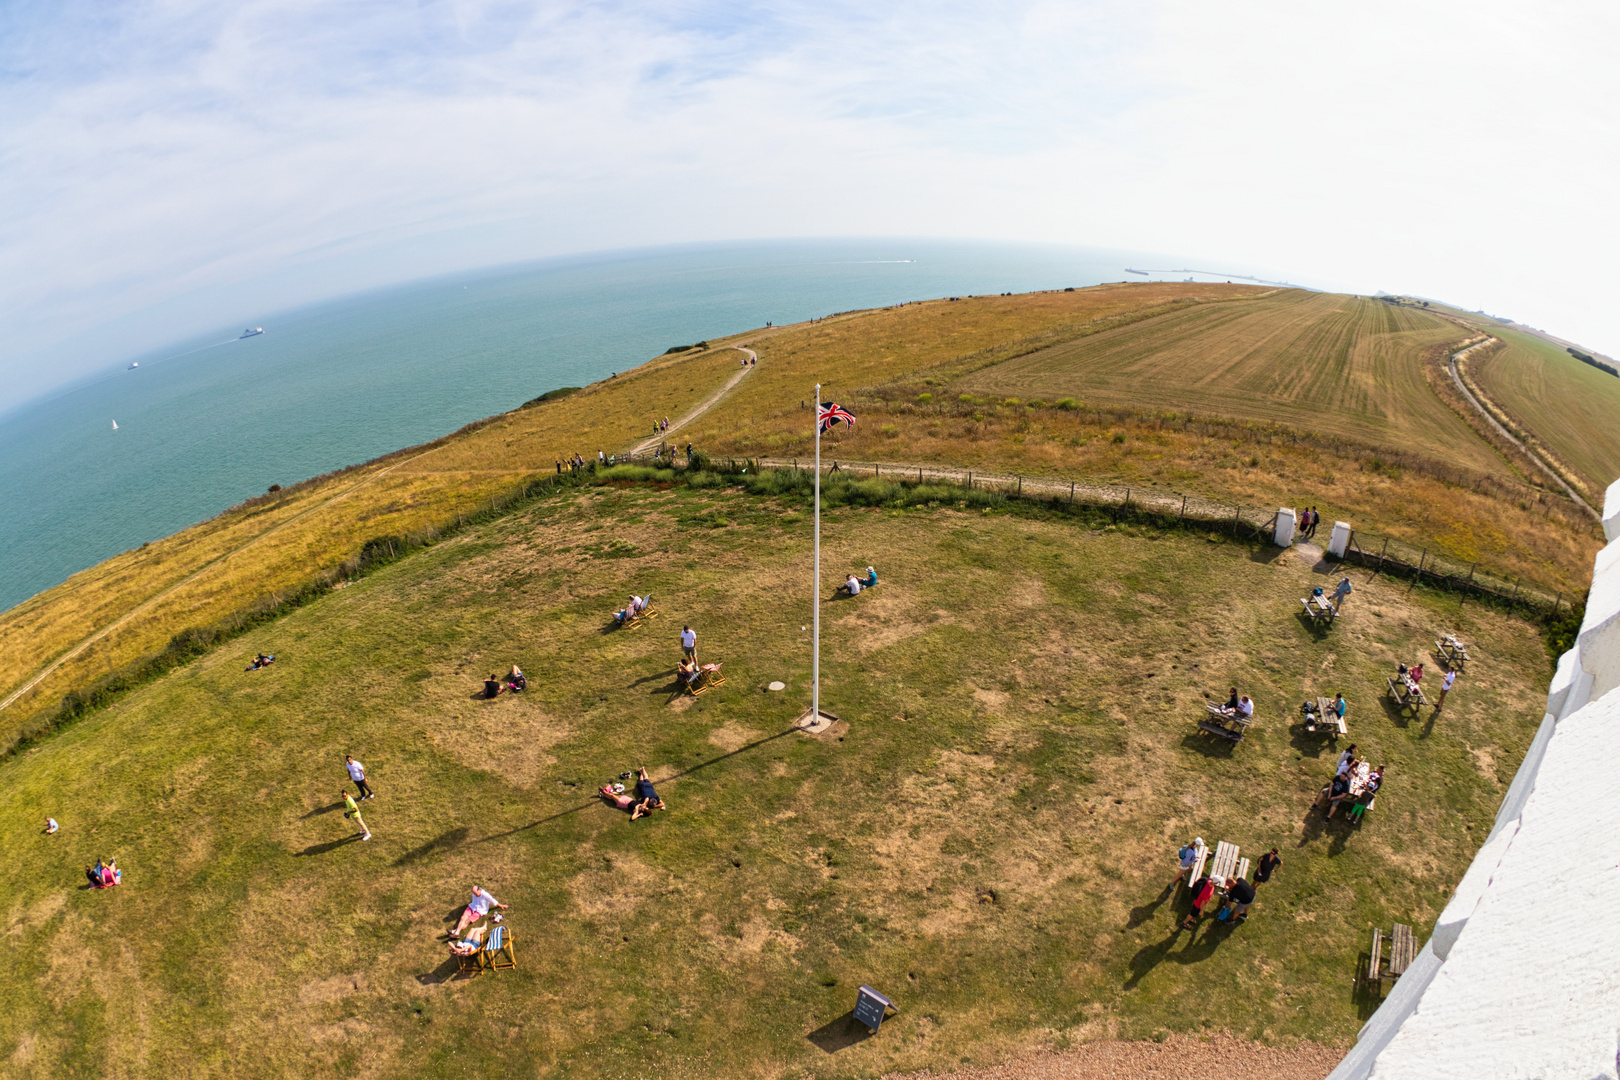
[2,283,1606,753]
[1467,327,1620,500]
[0,346,748,747]
[1,480,1550,1079]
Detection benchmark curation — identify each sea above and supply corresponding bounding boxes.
[0,238,1221,613]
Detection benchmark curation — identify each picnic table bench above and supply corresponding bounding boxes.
[1302,696,1348,738]
[1435,634,1470,671]
[1368,922,1417,994]
[1300,593,1337,623]
[1209,841,1239,884]
[1198,702,1252,742]
[1385,674,1428,712]
[1184,840,1209,889]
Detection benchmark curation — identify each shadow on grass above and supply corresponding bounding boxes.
[394,826,470,867]
[1353,951,1385,1020]
[1294,610,1334,639]
[1172,916,1237,963]
[1287,723,1336,758]
[1178,731,1238,758]
[1124,928,1184,989]
[1247,545,1286,565]
[294,834,364,857]
[299,801,347,820]
[806,1011,875,1054]
[471,728,800,847]
[1126,881,1176,928]
[415,955,471,986]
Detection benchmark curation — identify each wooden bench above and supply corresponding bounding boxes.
[1385,676,1428,712]
[1210,841,1240,884]
[1183,841,1209,890]
[1435,636,1470,671]
[1235,856,1250,883]
[690,662,727,697]
[1303,696,1348,739]
[1368,922,1417,994]
[1198,702,1252,741]
[1300,594,1337,623]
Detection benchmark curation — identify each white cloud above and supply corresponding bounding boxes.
[1,0,1616,406]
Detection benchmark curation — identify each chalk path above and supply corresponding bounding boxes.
[626,346,757,457]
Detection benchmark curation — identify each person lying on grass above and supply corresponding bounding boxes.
[505,665,527,692]
[598,768,666,820]
[86,858,121,888]
[246,653,275,671]
[451,886,507,938]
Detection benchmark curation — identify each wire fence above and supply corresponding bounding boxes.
[621,448,1567,616]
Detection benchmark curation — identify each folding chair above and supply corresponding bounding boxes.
[454,927,487,976]
[485,925,516,972]
[691,661,727,697]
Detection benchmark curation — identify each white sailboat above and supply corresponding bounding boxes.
[111,420,118,430]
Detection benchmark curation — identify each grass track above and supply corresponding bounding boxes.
[1,481,1550,1079]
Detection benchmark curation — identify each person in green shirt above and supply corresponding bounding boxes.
[343,791,371,841]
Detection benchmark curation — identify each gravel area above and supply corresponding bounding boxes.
[877,1034,1343,1080]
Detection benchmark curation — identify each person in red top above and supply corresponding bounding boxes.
[1180,875,1220,930]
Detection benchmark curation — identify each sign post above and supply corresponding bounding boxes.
[853,985,896,1034]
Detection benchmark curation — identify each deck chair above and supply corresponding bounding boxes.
[690,661,727,697]
[454,927,487,976]
[623,594,657,630]
[484,925,516,972]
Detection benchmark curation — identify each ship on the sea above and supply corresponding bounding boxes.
[239,327,265,338]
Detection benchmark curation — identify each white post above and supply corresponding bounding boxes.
[813,384,821,724]
[1328,520,1352,559]
[1274,507,1297,547]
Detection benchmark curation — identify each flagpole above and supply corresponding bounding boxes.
[812,383,821,724]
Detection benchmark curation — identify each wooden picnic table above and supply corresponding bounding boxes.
[1368,922,1418,994]
[1435,634,1470,671]
[1198,701,1252,742]
[1300,593,1337,623]
[1209,841,1240,884]
[1385,673,1428,712]
[1303,696,1347,738]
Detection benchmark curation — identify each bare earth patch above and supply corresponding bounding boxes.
[878,1033,1340,1080]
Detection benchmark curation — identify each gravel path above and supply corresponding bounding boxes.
[876,1033,1342,1080]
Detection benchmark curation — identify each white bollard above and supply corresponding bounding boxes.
[1274,507,1296,547]
[1328,521,1352,558]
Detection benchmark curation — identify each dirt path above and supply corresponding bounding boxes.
[627,346,757,456]
[0,447,444,716]
[1447,337,1598,519]
[876,1032,1341,1080]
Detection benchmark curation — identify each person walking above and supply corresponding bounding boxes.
[1254,848,1282,886]
[1437,669,1458,711]
[346,756,374,800]
[680,625,697,661]
[1331,576,1353,612]
[343,791,371,841]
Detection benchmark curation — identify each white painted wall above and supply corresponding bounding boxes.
[1275,506,1296,547]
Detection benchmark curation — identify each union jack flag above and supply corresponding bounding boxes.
[818,402,857,433]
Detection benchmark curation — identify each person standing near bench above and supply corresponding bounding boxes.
[1170,837,1204,888]
[1331,576,1352,612]
[1181,874,1220,931]
[345,756,374,801]
[1437,669,1457,711]
[1254,848,1281,886]
[343,791,371,841]
[1221,875,1257,921]
[681,625,697,661]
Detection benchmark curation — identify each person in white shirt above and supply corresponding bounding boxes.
[452,886,508,938]
[345,756,373,800]
[680,625,697,660]
[43,817,58,835]
[1236,695,1254,720]
[1437,669,1458,711]
[844,574,862,596]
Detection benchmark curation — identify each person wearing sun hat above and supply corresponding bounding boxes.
[1171,837,1204,888]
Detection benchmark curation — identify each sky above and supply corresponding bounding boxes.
[2,0,1616,409]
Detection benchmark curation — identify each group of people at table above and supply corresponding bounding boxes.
[1173,840,1282,930]
[1314,745,1384,824]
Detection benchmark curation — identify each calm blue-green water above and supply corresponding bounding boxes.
[0,238,1183,612]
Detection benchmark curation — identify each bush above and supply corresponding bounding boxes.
[917,393,933,404]
[1055,398,1080,411]
[1112,432,1126,444]
[686,448,712,473]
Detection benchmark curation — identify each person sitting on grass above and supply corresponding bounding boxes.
[505,665,527,693]
[1180,874,1220,931]
[840,573,862,597]
[862,566,878,588]
[1349,767,1384,823]
[483,673,502,699]
[44,817,59,835]
[87,858,121,888]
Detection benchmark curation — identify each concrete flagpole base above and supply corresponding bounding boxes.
[795,708,839,734]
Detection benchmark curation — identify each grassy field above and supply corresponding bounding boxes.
[1,283,1606,757]
[1465,326,1620,502]
[1,474,1552,1079]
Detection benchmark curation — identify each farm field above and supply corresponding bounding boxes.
[1,283,1607,760]
[952,291,1495,474]
[1465,326,1620,503]
[0,475,1553,1079]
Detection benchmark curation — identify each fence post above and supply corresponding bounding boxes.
[1377,538,1388,574]
[918,467,922,484]
[1070,481,1075,505]
[1125,488,1131,508]
[1180,495,1187,520]
[1511,578,1520,602]
[1414,549,1426,586]
[1017,476,1022,495]
[967,471,972,489]
[875,464,879,478]
[1553,592,1562,619]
